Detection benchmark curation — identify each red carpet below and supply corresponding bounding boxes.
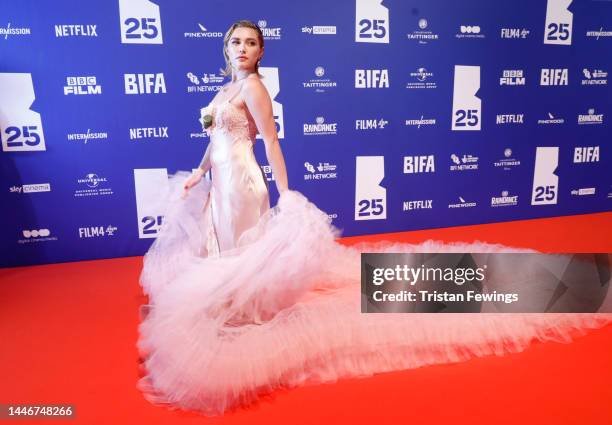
[1,212,611,424]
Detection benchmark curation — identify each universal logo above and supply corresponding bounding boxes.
[406,68,436,89]
[406,17,439,44]
[184,23,222,38]
[75,173,113,197]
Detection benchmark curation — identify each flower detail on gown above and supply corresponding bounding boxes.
[138,97,612,416]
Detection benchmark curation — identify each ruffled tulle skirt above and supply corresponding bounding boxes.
[138,172,611,416]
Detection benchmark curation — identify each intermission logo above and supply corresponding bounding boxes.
[78,225,118,238]
[544,0,573,45]
[64,76,102,95]
[448,196,477,209]
[578,108,604,125]
[75,173,113,197]
[403,199,433,212]
[184,23,222,38]
[573,146,600,163]
[18,229,57,244]
[491,190,518,207]
[538,112,564,125]
[494,148,521,170]
[496,113,524,125]
[582,68,607,85]
[405,116,436,128]
[119,0,163,44]
[540,68,568,85]
[500,70,525,86]
[303,117,338,136]
[406,68,436,89]
[54,24,97,37]
[355,0,389,44]
[356,118,388,130]
[355,69,389,88]
[0,73,46,152]
[303,67,338,93]
[450,153,479,171]
[302,25,337,35]
[129,126,168,140]
[586,27,612,39]
[500,28,530,39]
[9,183,51,194]
[257,20,281,40]
[456,25,485,39]
[67,129,108,143]
[124,73,166,94]
[407,17,439,44]
[1,23,31,39]
[186,72,224,93]
[403,155,435,174]
[304,161,338,181]
[571,187,596,196]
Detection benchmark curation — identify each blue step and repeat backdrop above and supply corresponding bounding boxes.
[1,0,611,267]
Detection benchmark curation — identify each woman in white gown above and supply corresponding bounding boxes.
[137,20,611,416]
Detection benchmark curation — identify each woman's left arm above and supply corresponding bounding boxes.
[242,77,289,193]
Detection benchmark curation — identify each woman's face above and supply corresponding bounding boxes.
[226,27,263,74]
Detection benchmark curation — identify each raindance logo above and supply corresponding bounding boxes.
[407,18,439,44]
[586,27,612,39]
[571,187,596,196]
[500,28,530,39]
[402,199,433,211]
[500,70,525,86]
[9,183,51,194]
[64,76,102,95]
[303,117,338,136]
[304,161,338,180]
[78,225,118,238]
[496,114,524,124]
[302,25,336,35]
[494,148,521,170]
[67,129,108,143]
[448,196,477,209]
[491,190,518,207]
[581,68,607,85]
[538,112,564,125]
[356,118,388,130]
[129,127,168,140]
[258,20,281,40]
[405,116,436,128]
[184,23,222,38]
[186,72,224,93]
[303,67,337,93]
[456,25,485,39]
[18,229,58,244]
[450,154,479,171]
[578,108,604,125]
[406,68,436,89]
[0,23,31,39]
[75,173,113,197]
[54,24,97,37]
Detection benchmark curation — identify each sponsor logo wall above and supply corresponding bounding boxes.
[1,0,610,266]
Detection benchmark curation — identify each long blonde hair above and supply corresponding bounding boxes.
[221,20,265,79]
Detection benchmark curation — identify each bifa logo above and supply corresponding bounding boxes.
[78,225,118,238]
[0,73,46,152]
[355,69,389,88]
[355,0,389,43]
[119,0,163,44]
[500,70,525,86]
[124,73,166,94]
[573,146,599,163]
[544,0,573,45]
[355,156,386,220]
[451,65,481,131]
[134,168,168,239]
[54,24,97,37]
[64,76,102,95]
[540,68,568,85]
[258,67,284,139]
[531,147,559,205]
[404,155,435,174]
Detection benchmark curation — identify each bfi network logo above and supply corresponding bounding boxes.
[64,77,102,95]
[124,73,166,94]
[355,69,389,88]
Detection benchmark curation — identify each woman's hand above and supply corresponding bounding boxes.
[182,169,204,198]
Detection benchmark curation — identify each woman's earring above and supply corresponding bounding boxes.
[257,59,261,67]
